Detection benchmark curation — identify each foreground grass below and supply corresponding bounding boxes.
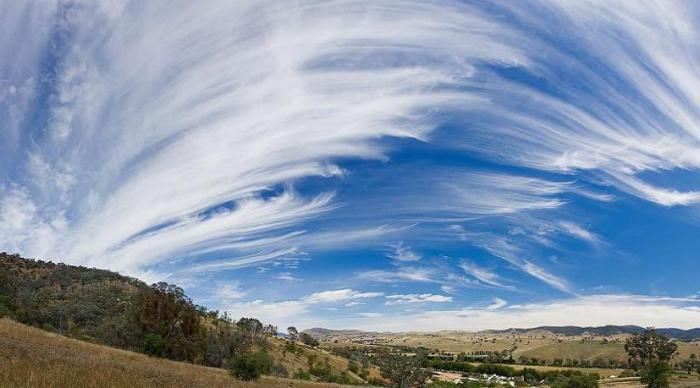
[0,318,360,388]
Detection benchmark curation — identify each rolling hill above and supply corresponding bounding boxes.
[489,326,700,340]
[306,325,700,341]
[0,318,363,388]
[0,253,379,386]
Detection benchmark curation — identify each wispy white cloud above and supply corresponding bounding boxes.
[190,248,301,272]
[385,293,452,305]
[357,267,438,284]
[459,261,510,289]
[3,1,512,275]
[462,234,573,294]
[274,272,302,282]
[387,242,421,262]
[305,289,383,304]
[487,297,508,310]
[558,221,599,245]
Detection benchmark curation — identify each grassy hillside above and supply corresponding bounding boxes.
[0,253,378,385]
[0,318,363,388]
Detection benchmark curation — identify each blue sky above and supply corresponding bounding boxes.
[2,0,700,331]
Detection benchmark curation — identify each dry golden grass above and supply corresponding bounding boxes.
[0,319,362,388]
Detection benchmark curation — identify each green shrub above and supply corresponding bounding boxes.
[640,360,671,388]
[551,374,599,388]
[42,323,56,332]
[427,381,462,388]
[228,351,272,381]
[293,369,312,380]
[348,360,360,374]
[300,332,319,347]
[0,303,11,318]
[270,363,289,378]
[142,333,166,357]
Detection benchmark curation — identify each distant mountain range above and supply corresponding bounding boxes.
[304,325,700,340]
[489,325,700,340]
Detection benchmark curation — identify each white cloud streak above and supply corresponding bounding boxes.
[487,297,508,310]
[305,289,383,304]
[357,267,438,284]
[385,293,452,305]
[460,261,510,289]
[387,243,421,262]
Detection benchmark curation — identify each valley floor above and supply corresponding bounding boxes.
[0,319,359,388]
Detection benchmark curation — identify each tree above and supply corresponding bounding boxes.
[236,317,263,339]
[287,326,299,341]
[132,282,203,361]
[378,354,430,388]
[228,351,272,381]
[639,360,671,388]
[143,332,166,357]
[300,332,319,347]
[625,328,677,388]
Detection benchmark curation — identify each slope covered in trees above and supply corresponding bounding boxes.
[0,252,369,385]
[0,252,246,364]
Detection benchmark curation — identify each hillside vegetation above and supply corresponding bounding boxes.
[0,318,361,388]
[0,253,374,385]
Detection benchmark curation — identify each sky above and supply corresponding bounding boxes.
[2,0,700,332]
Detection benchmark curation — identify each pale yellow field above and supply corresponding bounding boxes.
[324,330,700,364]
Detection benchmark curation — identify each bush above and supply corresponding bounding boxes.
[293,369,312,380]
[270,363,289,378]
[348,360,360,374]
[300,332,319,347]
[42,323,57,332]
[229,351,272,381]
[0,303,12,318]
[551,374,599,388]
[640,360,671,388]
[142,333,166,357]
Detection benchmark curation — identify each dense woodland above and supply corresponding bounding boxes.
[0,252,273,367]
